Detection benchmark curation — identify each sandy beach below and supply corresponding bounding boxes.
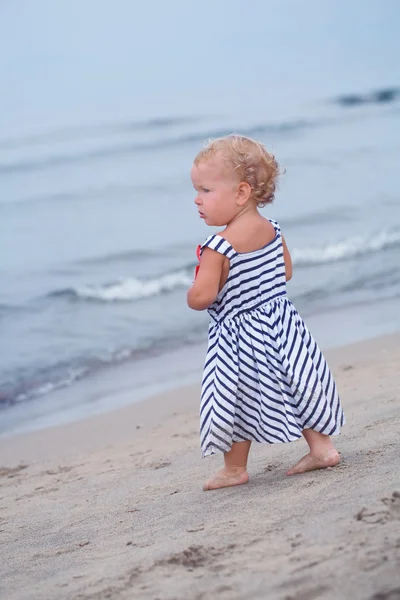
[1,333,399,600]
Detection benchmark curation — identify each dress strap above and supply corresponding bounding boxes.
[269,219,281,235]
[200,235,237,260]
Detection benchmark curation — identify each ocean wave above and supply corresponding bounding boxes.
[76,248,158,266]
[0,302,29,316]
[0,119,314,175]
[341,267,400,292]
[2,238,400,408]
[279,208,352,229]
[0,116,200,151]
[0,303,13,317]
[336,86,399,107]
[2,85,398,176]
[291,229,400,266]
[293,266,400,305]
[2,86,396,152]
[0,366,91,408]
[2,276,399,410]
[50,270,193,303]
[0,182,173,207]
[0,357,109,407]
[43,229,400,304]
[0,328,207,408]
[0,303,12,311]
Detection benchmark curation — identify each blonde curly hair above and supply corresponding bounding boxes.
[194,134,281,207]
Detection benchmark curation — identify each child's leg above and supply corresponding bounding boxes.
[287,429,340,475]
[203,441,251,491]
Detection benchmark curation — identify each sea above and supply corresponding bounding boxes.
[1,0,400,437]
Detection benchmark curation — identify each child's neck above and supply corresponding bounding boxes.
[225,204,263,231]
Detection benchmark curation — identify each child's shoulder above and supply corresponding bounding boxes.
[217,217,279,254]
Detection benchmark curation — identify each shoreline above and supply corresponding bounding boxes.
[2,293,400,442]
[0,330,398,465]
[1,331,399,599]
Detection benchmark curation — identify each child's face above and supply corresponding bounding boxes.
[191,159,239,227]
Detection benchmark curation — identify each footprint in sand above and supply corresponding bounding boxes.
[186,525,204,533]
[283,585,330,600]
[370,589,400,600]
[0,464,28,479]
[155,545,228,569]
[41,465,74,476]
[356,491,400,524]
[263,462,282,472]
[149,460,171,470]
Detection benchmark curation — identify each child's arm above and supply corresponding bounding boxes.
[187,248,225,311]
[282,236,293,281]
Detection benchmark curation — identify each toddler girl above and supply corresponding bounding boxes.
[187,135,345,491]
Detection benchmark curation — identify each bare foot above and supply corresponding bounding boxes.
[286,450,340,476]
[203,468,249,491]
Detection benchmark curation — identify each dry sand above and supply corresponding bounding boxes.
[1,333,399,600]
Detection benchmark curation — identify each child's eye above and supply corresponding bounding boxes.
[203,188,210,193]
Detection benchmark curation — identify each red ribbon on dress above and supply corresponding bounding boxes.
[194,244,201,280]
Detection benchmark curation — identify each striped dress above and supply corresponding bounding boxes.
[199,219,345,457]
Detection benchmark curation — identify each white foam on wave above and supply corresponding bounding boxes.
[56,229,400,304]
[292,229,400,266]
[75,270,193,302]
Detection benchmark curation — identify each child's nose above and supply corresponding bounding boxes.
[195,194,201,205]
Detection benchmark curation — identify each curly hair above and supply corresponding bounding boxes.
[194,134,282,207]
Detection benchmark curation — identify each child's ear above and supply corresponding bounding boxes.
[236,182,252,206]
